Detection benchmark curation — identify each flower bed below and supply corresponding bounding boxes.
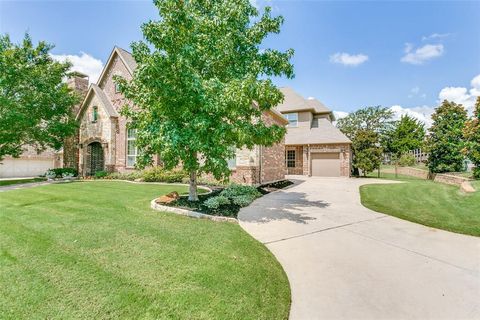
[159,180,293,218]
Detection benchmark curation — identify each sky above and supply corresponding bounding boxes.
[1,0,479,125]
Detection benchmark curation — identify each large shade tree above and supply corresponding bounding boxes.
[336,106,394,175]
[463,97,480,178]
[118,0,294,200]
[0,34,78,161]
[427,100,467,173]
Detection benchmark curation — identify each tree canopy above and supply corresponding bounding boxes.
[463,97,480,178]
[117,0,294,200]
[0,34,78,161]
[385,114,425,156]
[427,100,467,173]
[337,106,393,175]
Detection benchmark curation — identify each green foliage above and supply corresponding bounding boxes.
[116,0,293,200]
[427,100,467,173]
[385,115,425,156]
[94,171,108,179]
[337,106,393,175]
[398,153,416,167]
[0,34,78,161]
[463,97,480,179]
[50,167,78,178]
[105,171,144,181]
[142,167,188,183]
[352,130,383,176]
[203,195,231,210]
[220,184,261,199]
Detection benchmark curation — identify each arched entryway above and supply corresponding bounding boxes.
[86,142,104,176]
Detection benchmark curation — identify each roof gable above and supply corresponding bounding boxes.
[96,46,136,87]
[276,87,333,115]
[76,84,119,121]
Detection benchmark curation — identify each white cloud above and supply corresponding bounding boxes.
[401,43,444,65]
[389,105,435,127]
[51,52,104,83]
[333,111,349,120]
[330,52,369,66]
[408,86,426,99]
[422,33,451,41]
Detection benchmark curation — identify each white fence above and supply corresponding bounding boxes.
[383,148,429,165]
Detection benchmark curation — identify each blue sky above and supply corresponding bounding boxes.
[1,0,479,123]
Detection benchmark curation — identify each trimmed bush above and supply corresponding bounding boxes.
[203,195,231,210]
[105,171,143,181]
[49,168,78,178]
[398,154,415,167]
[220,184,261,199]
[142,167,188,183]
[94,171,108,179]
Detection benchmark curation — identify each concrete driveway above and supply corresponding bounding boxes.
[238,176,480,320]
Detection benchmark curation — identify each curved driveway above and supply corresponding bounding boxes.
[239,177,480,320]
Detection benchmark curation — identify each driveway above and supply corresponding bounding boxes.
[238,177,480,319]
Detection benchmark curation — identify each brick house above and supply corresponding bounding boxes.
[74,46,287,185]
[275,87,352,177]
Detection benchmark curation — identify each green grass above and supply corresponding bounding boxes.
[0,177,46,187]
[0,181,290,319]
[360,177,480,237]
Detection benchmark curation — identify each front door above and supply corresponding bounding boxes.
[87,142,104,176]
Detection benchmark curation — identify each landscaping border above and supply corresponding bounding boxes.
[150,199,238,223]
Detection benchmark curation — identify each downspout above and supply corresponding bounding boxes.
[258,145,263,185]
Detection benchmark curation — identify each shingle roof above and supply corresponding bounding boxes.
[285,118,351,145]
[115,46,137,73]
[91,84,119,117]
[276,87,332,114]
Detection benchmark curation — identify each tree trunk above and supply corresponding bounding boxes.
[188,170,198,202]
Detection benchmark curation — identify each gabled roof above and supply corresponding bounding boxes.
[76,84,119,120]
[96,46,136,86]
[276,87,332,115]
[285,118,351,145]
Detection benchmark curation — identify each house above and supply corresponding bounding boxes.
[0,146,62,178]
[74,46,287,185]
[275,87,352,177]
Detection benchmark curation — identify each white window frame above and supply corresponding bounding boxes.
[284,112,298,127]
[126,128,138,167]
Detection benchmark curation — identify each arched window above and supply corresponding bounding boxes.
[92,106,98,123]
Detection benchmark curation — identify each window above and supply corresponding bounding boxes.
[227,146,237,169]
[127,128,138,167]
[92,106,98,122]
[286,150,296,168]
[284,113,298,127]
[115,82,121,93]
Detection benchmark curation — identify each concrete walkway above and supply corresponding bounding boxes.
[239,176,480,320]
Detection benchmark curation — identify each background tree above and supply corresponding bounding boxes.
[0,34,78,161]
[427,100,467,173]
[118,0,294,200]
[336,106,394,175]
[463,97,480,178]
[385,114,425,157]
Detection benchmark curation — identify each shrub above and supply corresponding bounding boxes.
[220,184,261,199]
[105,171,143,181]
[230,194,256,207]
[473,167,480,180]
[47,167,78,178]
[398,154,415,167]
[142,167,188,183]
[94,171,108,179]
[203,195,231,210]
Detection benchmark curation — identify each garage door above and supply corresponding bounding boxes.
[311,153,341,177]
[0,159,54,178]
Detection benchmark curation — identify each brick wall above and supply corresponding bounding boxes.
[297,144,351,177]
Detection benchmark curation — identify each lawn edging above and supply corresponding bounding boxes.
[150,198,238,223]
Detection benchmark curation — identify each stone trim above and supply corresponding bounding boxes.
[150,199,238,223]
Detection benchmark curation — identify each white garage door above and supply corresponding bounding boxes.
[0,159,54,178]
[311,153,341,177]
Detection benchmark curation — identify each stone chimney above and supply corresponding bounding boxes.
[63,71,89,171]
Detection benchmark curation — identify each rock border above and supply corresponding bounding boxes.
[150,199,238,223]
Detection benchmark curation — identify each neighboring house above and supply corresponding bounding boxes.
[75,46,287,185]
[275,87,352,177]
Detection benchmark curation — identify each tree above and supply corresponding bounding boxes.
[463,97,480,178]
[117,0,294,200]
[337,106,393,175]
[352,129,383,176]
[0,34,78,161]
[427,100,467,173]
[385,114,425,157]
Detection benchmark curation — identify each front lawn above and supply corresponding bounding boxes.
[0,177,46,187]
[0,181,290,319]
[360,178,480,237]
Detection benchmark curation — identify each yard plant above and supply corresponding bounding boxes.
[0,181,291,319]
